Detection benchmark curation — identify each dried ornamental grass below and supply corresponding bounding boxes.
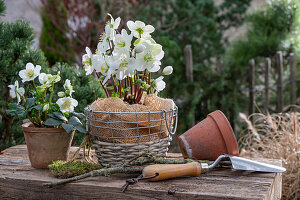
[239,112,300,200]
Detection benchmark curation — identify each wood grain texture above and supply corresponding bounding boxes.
[0,145,282,200]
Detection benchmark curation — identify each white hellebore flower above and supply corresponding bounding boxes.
[8,81,25,104]
[135,41,164,72]
[64,79,75,97]
[39,73,52,85]
[107,13,121,30]
[127,20,155,38]
[162,66,173,75]
[110,55,136,80]
[19,63,41,82]
[101,24,115,44]
[82,47,94,75]
[114,29,133,56]
[56,97,78,113]
[154,76,166,92]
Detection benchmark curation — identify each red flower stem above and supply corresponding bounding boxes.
[110,75,117,93]
[129,77,133,95]
[95,72,109,97]
[124,79,128,100]
[147,72,151,94]
[119,80,122,98]
[148,72,151,85]
[134,72,139,103]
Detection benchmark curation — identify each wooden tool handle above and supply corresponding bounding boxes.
[142,162,202,181]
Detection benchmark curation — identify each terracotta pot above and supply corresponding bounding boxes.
[22,122,74,168]
[178,110,238,161]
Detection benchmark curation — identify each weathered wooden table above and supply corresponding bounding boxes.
[0,145,282,199]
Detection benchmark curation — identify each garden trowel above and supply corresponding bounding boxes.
[142,154,286,181]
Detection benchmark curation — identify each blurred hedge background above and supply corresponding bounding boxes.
[1,0,300,151]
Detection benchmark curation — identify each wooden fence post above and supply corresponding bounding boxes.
[289,53,297,107]
[184,45,195,126]
[184,45,194,82]
[265,58,271,114]
[249,59,255,115]
[276,51,283,113]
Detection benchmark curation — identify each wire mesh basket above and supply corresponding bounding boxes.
[85,106,178,166]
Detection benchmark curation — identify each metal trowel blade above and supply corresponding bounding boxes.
[227,155,286,173]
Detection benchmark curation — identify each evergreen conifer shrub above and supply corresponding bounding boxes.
[0,2,48,149]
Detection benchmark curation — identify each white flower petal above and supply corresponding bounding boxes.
[148,63,160,73]
[71,98,78,107]
[39,73,46,84]
[9,86,16,98]
[86,47,92,57]
[18,87,25,96]
[19,70,27,80]
[56,98,64,106]
[156,50,164,60]
[144,25,155,33]
[26,63,34,70]
[34,65,41,75]
[113,17,121,29]
[127,21,135,31]
[135,20,145,28]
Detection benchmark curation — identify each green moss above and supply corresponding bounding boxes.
[49,160,103,179]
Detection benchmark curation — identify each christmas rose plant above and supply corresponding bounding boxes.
[82,14,173,104]
[6,63,86,134]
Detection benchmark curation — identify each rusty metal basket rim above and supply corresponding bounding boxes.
[85,105,178,115]
[85,106,178,136]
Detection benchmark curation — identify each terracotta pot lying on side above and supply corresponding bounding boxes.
[22,122,74,169]
[178,110,239,161]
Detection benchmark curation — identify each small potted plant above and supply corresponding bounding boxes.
[82,14,177,166]
[6,63,86,168]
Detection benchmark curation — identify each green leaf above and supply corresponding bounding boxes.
[106,86,114,90]
[44,118,63,126]
[73,112,85,119]
[6,103,26,118]
[136,79,144,84]
[8,103,24,110]
[98,75,105,81]
[74,125,87,133]
[25,98,36,108]
[68,116,82,126]
[62,124,74,134]
[53,112,68,122]
[29,90,36,96]
[17,111,26,119]
[134,38,142,46]
[28,104,42,111]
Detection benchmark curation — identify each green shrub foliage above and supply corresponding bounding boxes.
[0,16,48,150]
[223,0,300,130]
[0,0,5,16]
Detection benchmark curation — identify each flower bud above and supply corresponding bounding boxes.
[43,104,50,112]
[144,84,150,90]
[134,44,146,54]
[58,91,65,98]
[162,66,173,75]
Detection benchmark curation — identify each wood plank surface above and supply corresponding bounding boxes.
[0,145,282,200]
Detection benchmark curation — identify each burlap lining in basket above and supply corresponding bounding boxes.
[90,94,175,143]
